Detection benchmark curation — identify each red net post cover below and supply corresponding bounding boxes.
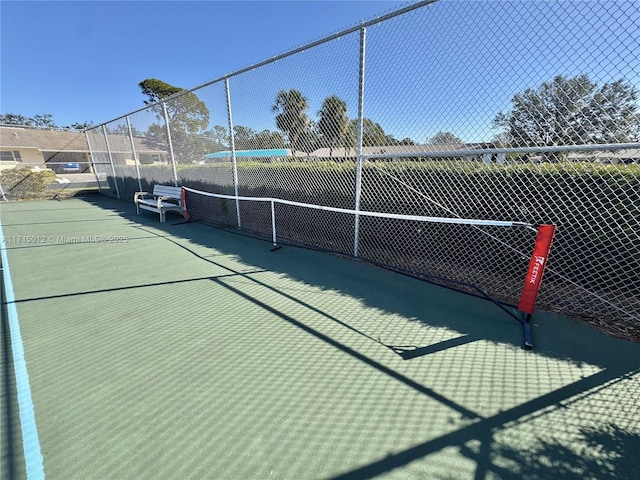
[519,224,556,315]
[181,187,190,221]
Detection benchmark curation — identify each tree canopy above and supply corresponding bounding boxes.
[139,79,183,104]
[0,113,56,128]
[230,126,285,151]
[428,131,463,145]
[317,95,349,156]
[139,78,209,134]
[0,113,92,130]
[138,78,211,162]
[272,89,310,152]
[345,118,388,148]
[494,75,640,159]
[385,135,416,146]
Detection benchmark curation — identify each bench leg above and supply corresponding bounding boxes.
[160,210,166,222]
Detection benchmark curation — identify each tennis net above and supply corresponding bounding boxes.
[181,184,550,346]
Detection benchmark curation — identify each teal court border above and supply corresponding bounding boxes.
[1,218,45,480]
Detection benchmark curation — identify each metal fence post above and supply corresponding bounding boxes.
[353,25,367,257]
[126,115,143,192]
[226,78,242,228]
[162,102,179,187]
[102,125,120,199]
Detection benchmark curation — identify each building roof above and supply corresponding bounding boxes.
[205,149,292,159]
[1,126,88,151]
[309,144,468,158]
[0,126,166,154]
[567,148,640,161]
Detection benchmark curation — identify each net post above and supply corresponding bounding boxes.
[270,200,281,251]
[518,224,556,349]
[181,187,190,222]
[170,187,195,225]
[523,313,534,349]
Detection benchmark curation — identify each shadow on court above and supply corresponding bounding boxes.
[86,195,638,364]
[2,195,639,480]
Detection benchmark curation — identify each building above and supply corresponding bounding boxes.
[0,125,168,173]
[310,144,478,161]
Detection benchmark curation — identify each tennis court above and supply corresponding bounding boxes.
[2,195,639,480]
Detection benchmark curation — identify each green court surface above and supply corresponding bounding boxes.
[1,196,639,480]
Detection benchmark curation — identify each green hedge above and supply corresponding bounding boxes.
[173,160,639,220]
[0,168,57,200]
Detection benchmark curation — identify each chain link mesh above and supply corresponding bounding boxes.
[84,127,112,196]
[84,0,640,339]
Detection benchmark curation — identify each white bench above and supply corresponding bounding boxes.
[134,185,184,222]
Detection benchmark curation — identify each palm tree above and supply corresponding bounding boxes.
[318,96,348,157]
[272,89,309,152]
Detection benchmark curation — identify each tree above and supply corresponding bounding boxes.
[1,113,57,128]
[299,120,320,154]
[139,78,209,134]
[494,74,640,161]
[228,126,285,151]
[272,89,310,152]
[253,129,286,150]
[345,118,388,148]
[385,135,416,146]
[69,121,94,131]
[428,131,462,145]
[317,96,348,156]
[139,78,210,162]
[106,124,141,136]
[139,78,182,104]
[206,125,230,149]
[0,113,30,126]
[0,113,92,130]
[32,114,56,129]
[233,125,257,150]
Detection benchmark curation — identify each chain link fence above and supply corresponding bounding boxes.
[84,0,640,340]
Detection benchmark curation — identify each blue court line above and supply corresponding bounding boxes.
[0,219,45,479]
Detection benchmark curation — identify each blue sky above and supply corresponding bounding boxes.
[2,1,638,144]
[1,1,407,126]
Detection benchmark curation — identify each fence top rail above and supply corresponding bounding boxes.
[361,142,640,160]
[84,0,439,131]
